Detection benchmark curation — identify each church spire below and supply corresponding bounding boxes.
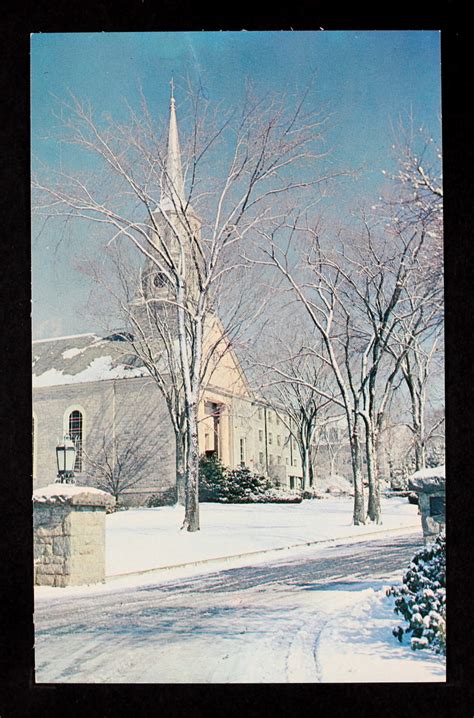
[160,79,185,212]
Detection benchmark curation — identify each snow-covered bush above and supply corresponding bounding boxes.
[302,488,324,500]
[315,474,354,496]
[254,487,302,504]
[199,457,302,503]
[426,444,445,468]
[387,533,446,655]
[223,466,273,502]
[146,486,177,507]
[199,453,227,502]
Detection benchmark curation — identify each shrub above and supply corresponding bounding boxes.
[146,486,177,507]
[199,453,227,502]
[387,533,446,655]
[222,466,273,503]
[302,488,324,500]
[198,457,302,503]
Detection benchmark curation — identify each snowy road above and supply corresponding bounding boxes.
[34,532,422,683]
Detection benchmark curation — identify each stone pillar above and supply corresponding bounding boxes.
[33,484,115,587]
[408,466,445,544]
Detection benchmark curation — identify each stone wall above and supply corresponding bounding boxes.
[33,485,115,587]
[417,492,446,543]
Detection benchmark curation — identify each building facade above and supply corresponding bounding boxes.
[32,333,303,503]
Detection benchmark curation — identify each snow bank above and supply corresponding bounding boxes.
[105,496,420,576]
[314,473,354,494]
[316,587,446,682]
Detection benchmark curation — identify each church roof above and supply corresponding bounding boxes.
[32,333,148,388]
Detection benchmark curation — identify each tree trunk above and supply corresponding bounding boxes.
[406,370,427,473]
[301,444,311,492]
[175,431,187,505]
[414,437,426,472]
[308,447,315,488]
[365,426,381,524]
[350,420,365,525]
[413,396,426,472]
[182,402,200,532]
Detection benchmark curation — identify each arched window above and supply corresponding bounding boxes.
[68,410,83,472]
[153,272,167,288]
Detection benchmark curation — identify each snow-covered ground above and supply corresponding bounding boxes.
[316,584,446,682]
[105,496,420,576]
[34,497,445,683]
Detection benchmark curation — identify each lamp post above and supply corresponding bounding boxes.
[55,435,76,484]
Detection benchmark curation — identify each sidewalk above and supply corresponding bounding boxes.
[105,496,421,579]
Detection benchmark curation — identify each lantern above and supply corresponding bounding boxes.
[55,435,76,483]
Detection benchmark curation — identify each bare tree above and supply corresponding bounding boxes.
[33,80,338,530]
[249,329,340,491]
[78,384,172,504]
[250,222,367,524]
[398,328,444,471]
[385,122,444,473]
[81,243,190,505]
[314,417,347,480]
[84,426,169,506]
[250,202,437,524]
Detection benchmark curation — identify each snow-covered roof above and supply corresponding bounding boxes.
[32,333,148,388]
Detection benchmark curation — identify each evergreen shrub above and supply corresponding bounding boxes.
[199,456,302,503]
[387,533,446,655]
[199,453,227,502]
[302,488,324,500]
[146,486,177,507]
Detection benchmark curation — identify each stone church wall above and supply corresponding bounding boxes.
[33,377,175,504]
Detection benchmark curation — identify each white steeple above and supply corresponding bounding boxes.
[160,79,185,212]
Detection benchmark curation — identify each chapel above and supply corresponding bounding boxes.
[32,89,303,504]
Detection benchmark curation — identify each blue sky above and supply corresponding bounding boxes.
[31,31,441,339]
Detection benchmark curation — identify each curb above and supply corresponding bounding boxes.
[106,523,421,582]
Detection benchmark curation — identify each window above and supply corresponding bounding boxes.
[258,429,263,442]
[269,454,274,465]
[259,452,264,465]
[277,456,281,464]
[239,438,246,465]
[293,457,297,467]
[153,272,167,288]
[69,410,83,472]
[258,408,263,421]
[268,433,272,445]
[277,435,281,447]
[276,415,280,426]
[268,412,273,423]
[429,496,445,517]
[286,457,289,465]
